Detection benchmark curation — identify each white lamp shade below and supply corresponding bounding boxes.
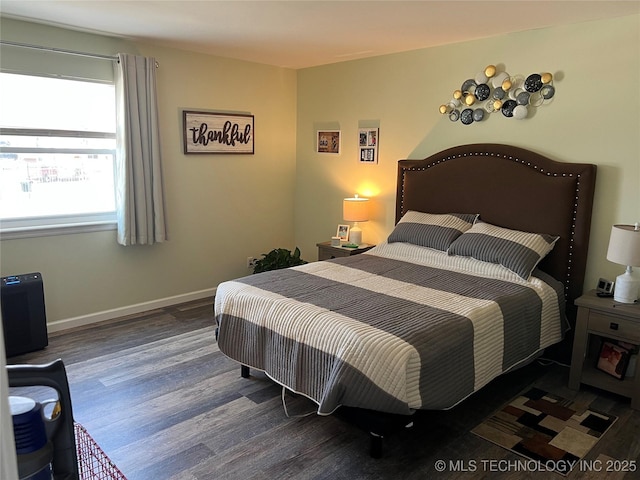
[606,225,640,267]
[607,224,640,303]
[343,196,369,222]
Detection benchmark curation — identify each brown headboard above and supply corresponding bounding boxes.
[396,143,596,320]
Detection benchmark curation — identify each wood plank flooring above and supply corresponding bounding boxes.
[7,299,640,479]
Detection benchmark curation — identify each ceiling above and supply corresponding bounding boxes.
[1,1,639,69]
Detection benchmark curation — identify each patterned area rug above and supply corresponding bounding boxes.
[471,387,617,475]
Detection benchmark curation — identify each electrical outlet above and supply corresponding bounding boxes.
[246,256,258,269]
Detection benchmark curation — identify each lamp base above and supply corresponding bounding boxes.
[613,269,639,303]
[349,224,362,246]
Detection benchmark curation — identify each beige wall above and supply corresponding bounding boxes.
[294,14,640,294]
[0,19,297,325]
[1,14,639,326]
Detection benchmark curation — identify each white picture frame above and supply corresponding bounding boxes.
[358,127,379,163]
[336,224,350,241]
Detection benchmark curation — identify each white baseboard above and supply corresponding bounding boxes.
[47,287,217,333]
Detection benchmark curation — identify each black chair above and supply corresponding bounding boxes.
[7,359,80,480]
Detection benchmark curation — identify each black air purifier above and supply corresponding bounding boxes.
[1,272,48,358]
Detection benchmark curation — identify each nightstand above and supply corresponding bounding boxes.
[316,241,374,261]
[569,290,640,409]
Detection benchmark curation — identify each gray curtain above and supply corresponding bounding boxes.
[114,53,167,245]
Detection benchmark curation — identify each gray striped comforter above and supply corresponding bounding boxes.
[215,243,566,415]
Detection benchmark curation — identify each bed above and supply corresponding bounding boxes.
[215,143,596,455]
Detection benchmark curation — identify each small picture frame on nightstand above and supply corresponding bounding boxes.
[337,224,350,241]
[596,277,614,297]
[596,340,630,380]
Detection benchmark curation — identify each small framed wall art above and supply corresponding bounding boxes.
[359,128,379,164]
[317,130,341,154]
[183,110,254,154]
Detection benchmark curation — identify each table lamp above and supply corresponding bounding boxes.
[606,223,640,303]
[343,194,369,246]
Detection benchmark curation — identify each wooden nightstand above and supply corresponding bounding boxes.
[316,241,374,261]
[569,290,640,409]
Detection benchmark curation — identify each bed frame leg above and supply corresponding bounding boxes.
[369,432,383,459]
[241,365,250,378]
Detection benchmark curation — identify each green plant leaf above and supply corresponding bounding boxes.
[252,247,307,273]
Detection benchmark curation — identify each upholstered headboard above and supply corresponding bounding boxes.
[396,143,597,320]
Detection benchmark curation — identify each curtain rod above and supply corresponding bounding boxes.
[0,40,119,61]
[0,40,159,68]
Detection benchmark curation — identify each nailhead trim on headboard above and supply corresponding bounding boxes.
[399,150,583,298]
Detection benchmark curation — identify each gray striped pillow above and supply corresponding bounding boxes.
[447,220,559,279]
[387,211,478,251]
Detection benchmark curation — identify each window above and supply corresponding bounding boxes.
[0,73,117,237]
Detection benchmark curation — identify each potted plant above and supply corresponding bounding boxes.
[253,247,307,273]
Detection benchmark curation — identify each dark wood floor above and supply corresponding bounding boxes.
[7,299,640,479]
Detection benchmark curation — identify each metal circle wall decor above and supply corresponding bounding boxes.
[501,100,517,117]
[460,108,474,125]
[472,108,485,122]
[439,65,556,124]
[475,83,491,101]
[524,74,543,92]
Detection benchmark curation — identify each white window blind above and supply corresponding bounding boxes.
[0,73,117,237]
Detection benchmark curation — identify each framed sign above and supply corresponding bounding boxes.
[317,130,341,154]
[183,111,254,154]
[359,128,379,164]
